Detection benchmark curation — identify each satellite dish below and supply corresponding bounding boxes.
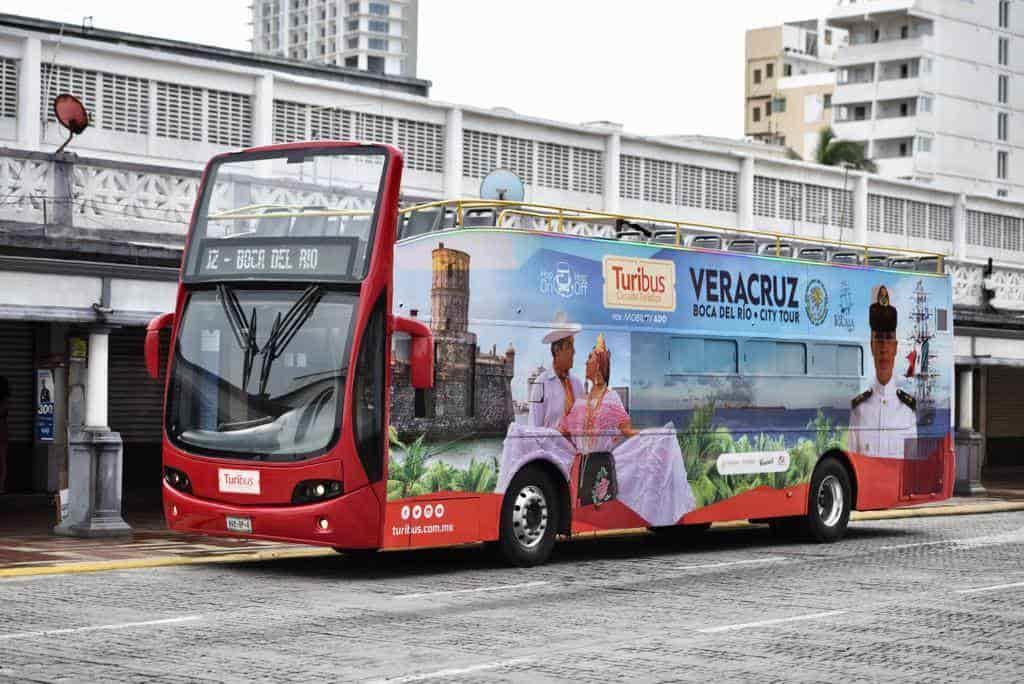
[479,169,525,202]
[53,93,89,153]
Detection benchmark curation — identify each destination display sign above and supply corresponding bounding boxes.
[187,238,358,280]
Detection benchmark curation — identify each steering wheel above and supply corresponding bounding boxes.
[294,387,334,444]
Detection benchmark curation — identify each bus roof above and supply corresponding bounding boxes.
[399,199,946,275]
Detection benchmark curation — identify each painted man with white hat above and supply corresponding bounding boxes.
[529,311,585,429]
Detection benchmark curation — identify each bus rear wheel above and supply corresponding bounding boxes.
[498,465,559,567]
[804,458,852,542]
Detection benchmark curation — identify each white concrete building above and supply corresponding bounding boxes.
[252,0,418,78]
[829,0,1021,201]
[0,12,1022,502]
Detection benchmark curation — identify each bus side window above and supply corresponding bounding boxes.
[704,339,738,373]
[353,297,387,482]
[837,344,863,377]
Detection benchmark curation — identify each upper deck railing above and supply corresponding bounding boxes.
[398,199,947,274]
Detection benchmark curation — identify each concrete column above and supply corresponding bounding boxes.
[252,73,275,148]
[603,131,621,214]
[853,173,869,245]
[738,156,755,230]
[952,193,968,260]
[443,107,463,198]
[954,365,986,496]
[17,36,41,150]
[55,327,131,537]
[84,329,110,430]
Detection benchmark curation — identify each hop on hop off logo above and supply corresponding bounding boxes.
[805,279,829,326]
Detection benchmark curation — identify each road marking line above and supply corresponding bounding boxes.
[698,610,847,634]
[678,556,787,570]
[394,581,549,599]
[957,581,1024,595]
[878,540,956,550]
[370,658,534,683]
[0,615,202,641]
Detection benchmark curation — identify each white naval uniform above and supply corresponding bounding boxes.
[528,369,585,429]
[847,378,918,459]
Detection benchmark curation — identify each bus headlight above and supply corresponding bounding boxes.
[292,479,343,504]
[164,467,192,494]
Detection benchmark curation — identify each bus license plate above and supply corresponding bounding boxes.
[226,516,252,534]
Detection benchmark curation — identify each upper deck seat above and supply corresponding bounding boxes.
[798,247,828,262]
[888,257,917,271]
[830,251,860,265]
[687,235,724,250]
[727,238,757,254]
[255,208,292,237]
[649,229,681,245]
[758,242,794,257]
[290,207,329,236]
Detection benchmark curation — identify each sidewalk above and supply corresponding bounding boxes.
[1,493,1023,579]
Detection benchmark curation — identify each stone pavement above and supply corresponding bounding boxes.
[0,492,1023,578]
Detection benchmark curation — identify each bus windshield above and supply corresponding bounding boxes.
[182,146,387,283]
[166,287,356,461]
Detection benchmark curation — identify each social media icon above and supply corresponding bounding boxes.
[412,505,422,520]
[400,505,410,520]
[434,503,445,518]
[424,504,434,519]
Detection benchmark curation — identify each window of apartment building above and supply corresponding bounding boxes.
[1000,0,1010,29]
[999,37,1009,66]
[901,25,909,39]
[919,95,933,113]
[999,112,1009,141]
[998,150,1009,180]
[899,142,909,157]
[369,38,387,50]
[900,63,910,78]
[873,28,880,43]
[854,105,867,121]
[369,19,388,33]
[367,55,385,73]
[345,56,358,67]
[917,136,932,153]
[784,63,793,77]
[900,102,909,116]
[752,106,761,122]
[753,68,762,84]
[766,63,774,78]
[347,19,359,30]
[824,93,832,108]
[349,2,359,12]
[369,2,389,16]
[766,100,772,116]
[999,74,1009,103]
[825,29,833,45]
[922,57,932,74]
[772,97,787,113]
[347,37,359,49]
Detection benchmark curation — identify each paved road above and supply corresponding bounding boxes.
[2,512,1023,683]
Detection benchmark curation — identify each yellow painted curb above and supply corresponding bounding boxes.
[0,546,334,579]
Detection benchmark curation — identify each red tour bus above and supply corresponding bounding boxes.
[147,141,954,566]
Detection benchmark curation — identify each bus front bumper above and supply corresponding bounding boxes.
[162,482,382,549]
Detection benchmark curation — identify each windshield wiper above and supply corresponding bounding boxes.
[257,285,324,397]
[217,284,259,392]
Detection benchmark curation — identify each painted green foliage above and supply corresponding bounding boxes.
[681,403,847,508]
[387,406,845,507]
[387,426,499,501]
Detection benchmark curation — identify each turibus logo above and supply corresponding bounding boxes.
[218,468,260,494]
[602,255,676,311]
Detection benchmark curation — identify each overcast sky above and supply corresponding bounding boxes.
[7,0,831,137]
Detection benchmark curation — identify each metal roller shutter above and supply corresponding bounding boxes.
[986,366,1024,438]
[108,328,166,444]
[0,322,35,443]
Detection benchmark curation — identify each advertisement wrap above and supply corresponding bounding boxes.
[384,229,954,546]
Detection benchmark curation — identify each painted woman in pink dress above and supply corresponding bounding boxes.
[497,335,696,526]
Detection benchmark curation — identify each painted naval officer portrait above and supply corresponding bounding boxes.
[528,311,585,429]
[848,285,918,458]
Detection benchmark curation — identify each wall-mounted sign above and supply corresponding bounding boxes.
[36,369,55,442]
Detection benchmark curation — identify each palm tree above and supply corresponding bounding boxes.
[814,126,878,173]
[387,434,430,500]
[455,457,499,493]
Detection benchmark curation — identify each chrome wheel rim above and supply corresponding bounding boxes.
[817,475,844,528]
[511,484,548,549]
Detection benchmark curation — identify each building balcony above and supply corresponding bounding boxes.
[872,115,919,139]
[874,155,915,178]
[828,0,916,28]
[833,119,874,141]
[876,76,923,100]
[835,36,924,66]
[833,81,877,105]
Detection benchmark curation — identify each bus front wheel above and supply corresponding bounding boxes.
[499,465,559,567]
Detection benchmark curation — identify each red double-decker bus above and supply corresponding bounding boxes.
[148,141,954,566]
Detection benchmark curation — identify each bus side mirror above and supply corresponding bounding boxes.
[145,312,175,380]
[393,315,434,390]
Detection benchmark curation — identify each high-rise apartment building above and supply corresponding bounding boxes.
[744,19,848,160]
[829,0,1019,199]
[252,0,418,78]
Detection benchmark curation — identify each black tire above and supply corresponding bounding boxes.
[498,465,560,567]
[649,522,711,541]
[804,458,852,543]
